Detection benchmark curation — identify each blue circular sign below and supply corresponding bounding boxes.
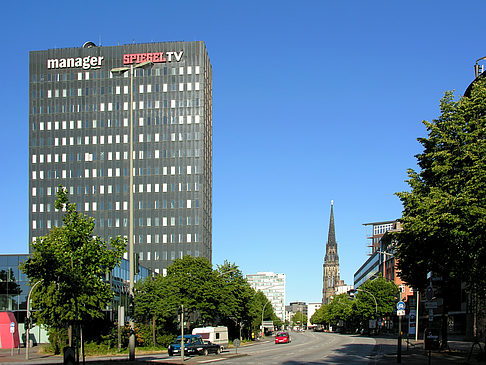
[397,301,406,310]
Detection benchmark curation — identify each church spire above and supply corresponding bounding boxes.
[322,200,341,304]
[327,200,336,247]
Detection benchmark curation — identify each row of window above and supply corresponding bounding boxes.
[32,164,200,180]
[32,197,199,212]
[33,144,200,163]
[32,179,201,196]
[31,182,200,200]
[33,115,201,131]
[32,65,201,83]
[32,213,200,230]
[32,98,201,114]
[38,82,202,99]
[32,134,201,150]
[140,249,201,266]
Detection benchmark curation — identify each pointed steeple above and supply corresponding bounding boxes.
[322,200,341,304]
[327,200,336,247]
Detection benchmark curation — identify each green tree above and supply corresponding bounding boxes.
[216,261,256,338]
[247,290,274,336]
[291,310,307,327]
[20,186,125,346]
[135,256,221,338]
[311,294,354,330]
[395,79,486,346]
[353,276,398,321]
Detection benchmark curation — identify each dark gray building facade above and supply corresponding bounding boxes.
[29,41,212,274]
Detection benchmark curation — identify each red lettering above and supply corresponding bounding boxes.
[123,52,173,65]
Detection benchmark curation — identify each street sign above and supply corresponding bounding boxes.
[397,301,406,311]
[10,322,15,334]
[397,309,406,316]
[424,301,438,309]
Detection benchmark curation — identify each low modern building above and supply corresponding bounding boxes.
[246,272,286,321]
[0,253,153,345]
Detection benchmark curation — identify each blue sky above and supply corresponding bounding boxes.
[0,1,485,304]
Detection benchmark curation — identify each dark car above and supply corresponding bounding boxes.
[168,335,221,356]
[275,331,291,344]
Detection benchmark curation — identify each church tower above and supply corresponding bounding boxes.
[322,201,342,304]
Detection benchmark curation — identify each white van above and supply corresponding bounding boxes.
[192,326,229,350]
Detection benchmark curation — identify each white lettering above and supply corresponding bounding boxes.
[166,51,174,62]
[174,51,184,62]
[46,56,104,70]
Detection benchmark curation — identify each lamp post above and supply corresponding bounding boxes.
[25,279,43,360]
[111,60,153,361]
[261,301,270,338]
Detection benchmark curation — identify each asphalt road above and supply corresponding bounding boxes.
[222,331,378,365]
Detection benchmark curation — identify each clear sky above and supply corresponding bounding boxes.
[1,1,485,304]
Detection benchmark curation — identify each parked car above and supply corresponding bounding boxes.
[275,331,291,344]
[168,334,221,356]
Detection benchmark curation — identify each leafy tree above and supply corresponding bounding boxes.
[135,256,221,338]
[353,276,398,321]
[395,79,486,345]
[247,290,274,336]
[291,310,307,327]
[20,186,126,345]
[311,294,353,329]
[216,261,256,338]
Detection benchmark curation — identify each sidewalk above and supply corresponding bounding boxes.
[373,336,485,364]
[0,345,246,365]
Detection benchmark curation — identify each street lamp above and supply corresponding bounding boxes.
[353,288,378,316]
[111,60,153,361]
[25,279,43,360]
[261,301,271,338]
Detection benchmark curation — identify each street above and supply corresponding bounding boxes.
[218,331,377,364]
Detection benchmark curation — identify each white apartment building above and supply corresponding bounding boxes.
[246,272,286,321]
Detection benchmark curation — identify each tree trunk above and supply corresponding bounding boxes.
[152,315,156,346]
[68,325,72,347]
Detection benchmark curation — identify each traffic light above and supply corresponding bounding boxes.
[128,295,135,317]
[25,317,30,329]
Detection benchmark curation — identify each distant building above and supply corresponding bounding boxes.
[322,201,345,304]
[362,220,400,255]
[307,302,321,326]
[353,252,380,289]
[286,301,307,326]
[246,272,286,321]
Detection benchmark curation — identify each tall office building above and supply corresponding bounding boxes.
[29,41,212,274]
[246,272,286,321]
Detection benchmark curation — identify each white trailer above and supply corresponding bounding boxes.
[192,326,229,349]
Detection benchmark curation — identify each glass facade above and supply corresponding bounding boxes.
[29,41,213,274]
[0,254,152,323]
[0,255,29,312]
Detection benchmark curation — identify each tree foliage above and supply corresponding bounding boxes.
[134,257,270,340]
[311,278,398,330]
[395,79,486,295]
[353,276,399,320]
[20,186,126,329]
[311,294,353,327]
[291,310,307,326]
